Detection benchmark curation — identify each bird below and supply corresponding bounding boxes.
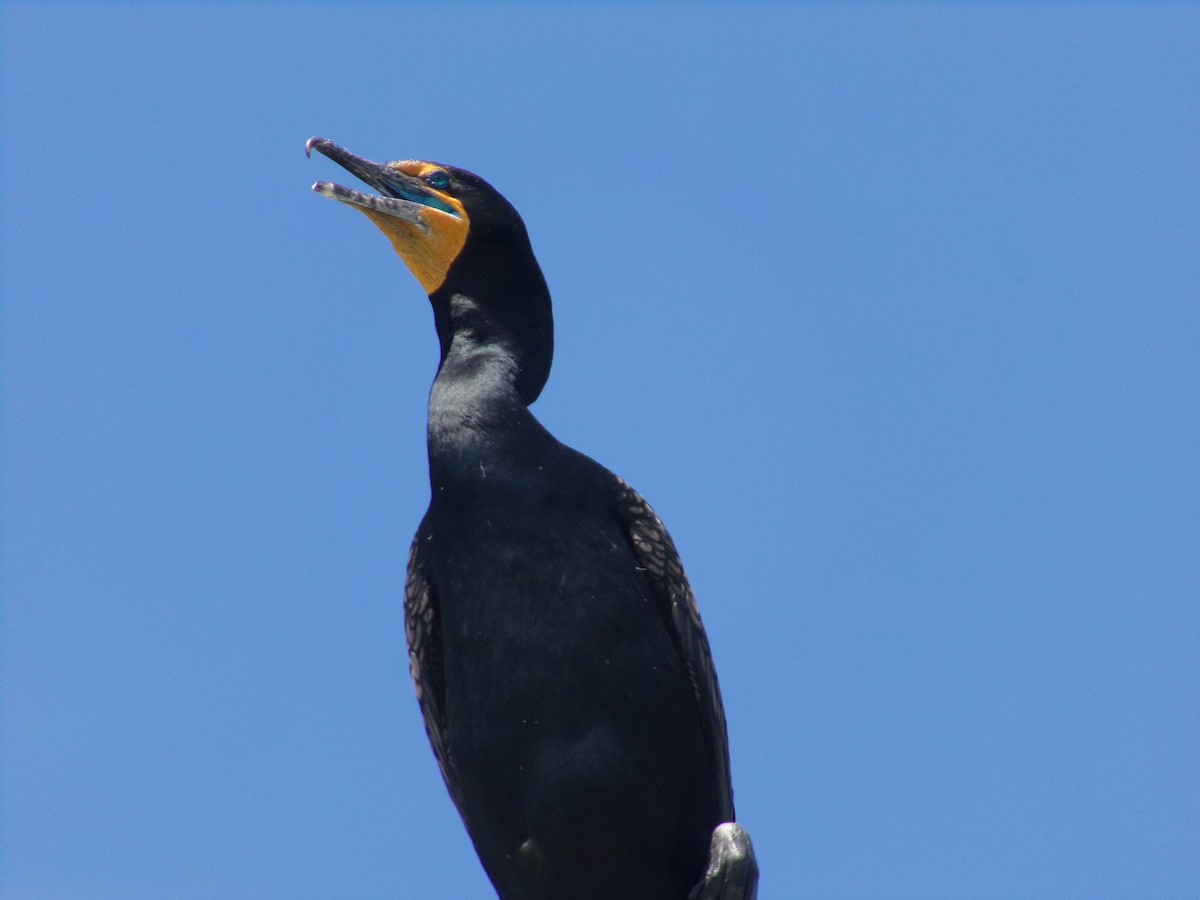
[306,136,758,900]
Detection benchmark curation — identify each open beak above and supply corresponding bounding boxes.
[306,136,431,231]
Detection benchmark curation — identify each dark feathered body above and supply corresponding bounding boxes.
[408,343,729,897]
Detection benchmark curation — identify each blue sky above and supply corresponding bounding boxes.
[2,4,1197,898]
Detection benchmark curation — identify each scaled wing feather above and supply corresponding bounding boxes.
[404,532,459,809]
[612,475,735,821]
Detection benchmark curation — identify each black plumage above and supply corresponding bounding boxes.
[306,137,752,900]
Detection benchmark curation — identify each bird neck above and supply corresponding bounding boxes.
[425,299,555,487]
[428,239,553,406]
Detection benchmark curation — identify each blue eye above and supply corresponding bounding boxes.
[425,170,450,190]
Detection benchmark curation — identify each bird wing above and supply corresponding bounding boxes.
[404,528,460,809]
[612,475,735,821]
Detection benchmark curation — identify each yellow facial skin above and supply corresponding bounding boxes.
[357,161,470,295]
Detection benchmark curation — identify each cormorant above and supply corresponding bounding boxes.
[306,136,758,900]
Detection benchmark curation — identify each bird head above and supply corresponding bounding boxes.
[306,136,525,296]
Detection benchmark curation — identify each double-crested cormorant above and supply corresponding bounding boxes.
[306,136,758,900]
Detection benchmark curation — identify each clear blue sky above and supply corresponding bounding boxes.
[3,4,1197,898]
